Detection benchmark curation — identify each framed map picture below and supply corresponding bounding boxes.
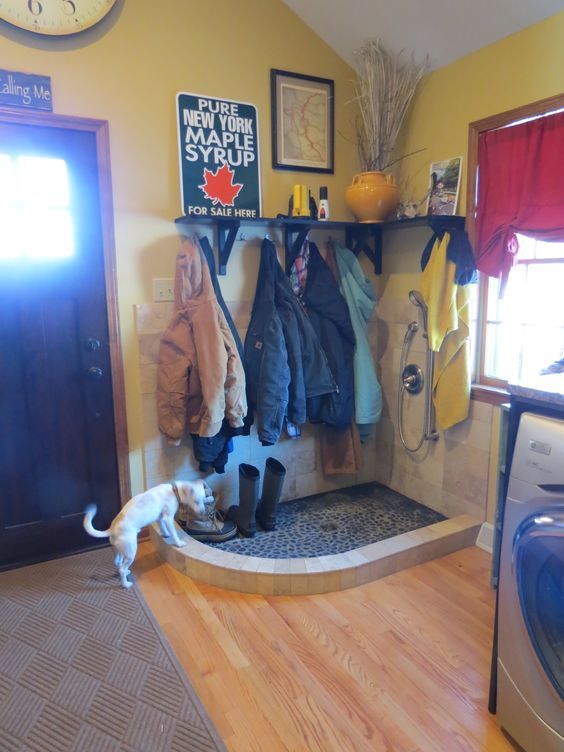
[271,69,334,173]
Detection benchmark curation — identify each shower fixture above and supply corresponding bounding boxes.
[398,290,439,453]
[408,289,428,337]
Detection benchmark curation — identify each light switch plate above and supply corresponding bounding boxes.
[153,278,174,302]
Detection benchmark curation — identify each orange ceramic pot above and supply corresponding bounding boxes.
[345,171,400,223]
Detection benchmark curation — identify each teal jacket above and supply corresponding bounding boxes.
[330,242,382,436]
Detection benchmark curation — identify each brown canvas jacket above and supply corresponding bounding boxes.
[157,238,247,441]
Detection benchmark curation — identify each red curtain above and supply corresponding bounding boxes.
[475,109,564,279]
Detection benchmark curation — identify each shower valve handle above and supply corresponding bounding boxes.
[401,364,424,394]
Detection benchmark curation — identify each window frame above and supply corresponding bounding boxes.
[467,92,564,402]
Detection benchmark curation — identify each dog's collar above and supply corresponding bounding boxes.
[171,482,182,506]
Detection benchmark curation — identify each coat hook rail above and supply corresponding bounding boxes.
[175,213,466,275]
[217,219,241,275]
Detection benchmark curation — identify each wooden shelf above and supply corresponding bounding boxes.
[174,214,466,276]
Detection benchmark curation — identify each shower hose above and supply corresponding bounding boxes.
[397,319,437,453]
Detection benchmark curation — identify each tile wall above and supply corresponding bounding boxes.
[371,294,493,522]
[136,285,494,521]
[136,301,382,510]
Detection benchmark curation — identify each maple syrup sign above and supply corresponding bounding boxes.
[176,92,261,218]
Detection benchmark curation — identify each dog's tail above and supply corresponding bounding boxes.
[83,505,110,538]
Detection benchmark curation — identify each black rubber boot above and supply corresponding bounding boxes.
[234,463,260,537]
[256,458,286,531]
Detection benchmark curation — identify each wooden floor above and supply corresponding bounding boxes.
[134,543,518,752]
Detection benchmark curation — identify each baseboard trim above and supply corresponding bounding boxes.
[476,522,494,554]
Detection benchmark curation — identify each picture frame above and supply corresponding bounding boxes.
[270,69,334,173]
[426,156,463,216]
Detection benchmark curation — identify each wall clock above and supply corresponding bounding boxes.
[0,0,118,36]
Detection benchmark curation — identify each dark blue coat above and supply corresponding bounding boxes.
[298,242,356,428]
[245,239,335,445]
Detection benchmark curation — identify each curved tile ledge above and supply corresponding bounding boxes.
[150,515,481,594]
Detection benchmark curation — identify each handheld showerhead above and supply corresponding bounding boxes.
[408,289,426,309]
[408,289,428,337]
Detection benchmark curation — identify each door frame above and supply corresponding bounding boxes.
[0,107,131,505]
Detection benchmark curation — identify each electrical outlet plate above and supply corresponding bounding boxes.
[153,278,174,302]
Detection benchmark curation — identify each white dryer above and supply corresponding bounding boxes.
[498,412,564,751]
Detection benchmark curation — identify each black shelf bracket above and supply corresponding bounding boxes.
[217,219,240,276]
[284,221,311,273]
[174,214,467,276]
[345,225,382,274]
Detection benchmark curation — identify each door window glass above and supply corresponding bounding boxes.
[0,154,74,259]
[516,531,564,699]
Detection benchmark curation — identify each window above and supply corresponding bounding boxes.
[0,154,74,260]
[476,238,564,387]
[467,94,564,393]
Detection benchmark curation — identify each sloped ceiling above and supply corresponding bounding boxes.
[283,0,564,70]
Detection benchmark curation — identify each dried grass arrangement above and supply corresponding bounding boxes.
[352,39,427,172]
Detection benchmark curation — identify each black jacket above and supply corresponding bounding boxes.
[298,242,356,427]
[200,235,253,437]
[421,226,477,285]
[273,257,338,422]
[245,239,335,445]
[189,236,249,473]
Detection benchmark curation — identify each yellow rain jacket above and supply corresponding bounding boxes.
[421,232,471,430]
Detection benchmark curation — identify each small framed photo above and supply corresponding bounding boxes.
[426,157,463,216]
[271,69,334,173]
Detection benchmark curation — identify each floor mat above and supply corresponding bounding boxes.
[211,481,446,558]
[0,547,226,752]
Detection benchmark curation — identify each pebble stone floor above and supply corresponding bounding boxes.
[208,482,446,559]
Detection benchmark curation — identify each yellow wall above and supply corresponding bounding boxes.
[384,11,564,524]
[0,0,359,494]
[3,5,563,499]
[400,11,564,224]
[378,10,564,302]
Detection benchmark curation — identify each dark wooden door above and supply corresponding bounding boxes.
[0,117,124,567]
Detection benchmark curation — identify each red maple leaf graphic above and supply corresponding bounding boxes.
[198,163,243,207]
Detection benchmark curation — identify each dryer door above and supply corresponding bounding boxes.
[513,510,564,701]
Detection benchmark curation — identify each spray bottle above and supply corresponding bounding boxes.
[319,186,330,220]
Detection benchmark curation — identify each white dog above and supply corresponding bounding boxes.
[83,481,209,588]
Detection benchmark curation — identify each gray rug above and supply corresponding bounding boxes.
[0,548,226,752]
